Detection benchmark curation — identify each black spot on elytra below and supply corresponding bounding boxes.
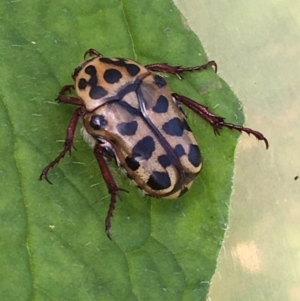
[104,58,126,67]
[85,65,97,76]
[100,57,141,77]
[99,57,114,64]
[104,58,127,66]
[90,114,108,130]
[89,75,98,87]
[188,144,201,167]
[125,156,140,171]
[103,69,122,84]
[78,65,98,90]
[162,117,184,136]
[116,121,138,136]
[153,75,167,88]
[89,86,108,99]
[158,154,172,168]
[125,64,140,76]
[78,78,87,90]
[77,64,108,99]
[147,171,171,190]
[174,144,185,157]
[152,95,169,113]
[132,136,155,160]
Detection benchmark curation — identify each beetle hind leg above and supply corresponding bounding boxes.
[173,93,269,149]
[94,144,129,240]
[145,61,217,79]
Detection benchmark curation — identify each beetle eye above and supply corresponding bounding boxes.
[90,114,108,130]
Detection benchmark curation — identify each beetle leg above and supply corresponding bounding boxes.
[56,84,83,106]
[173,93,269,149]
[84,48,104,59]
[94,144,129,240]
[39,107,84,184]
[59,84,75,94]
[145,61,217,79]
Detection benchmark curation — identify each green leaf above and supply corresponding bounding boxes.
[0,1,243,300]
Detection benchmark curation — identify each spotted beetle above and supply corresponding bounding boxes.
[40,49,268,239]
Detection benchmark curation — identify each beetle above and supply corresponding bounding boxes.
[40,49,268,239]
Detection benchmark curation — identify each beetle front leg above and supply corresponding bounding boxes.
[84,48,104,59]
[145,61,217,79]
[39,107,84,183]
[173,93,269,149]
[93,144,129,240]
[57,84,83,106]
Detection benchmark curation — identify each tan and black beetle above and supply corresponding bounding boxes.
[40,49,268,239]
